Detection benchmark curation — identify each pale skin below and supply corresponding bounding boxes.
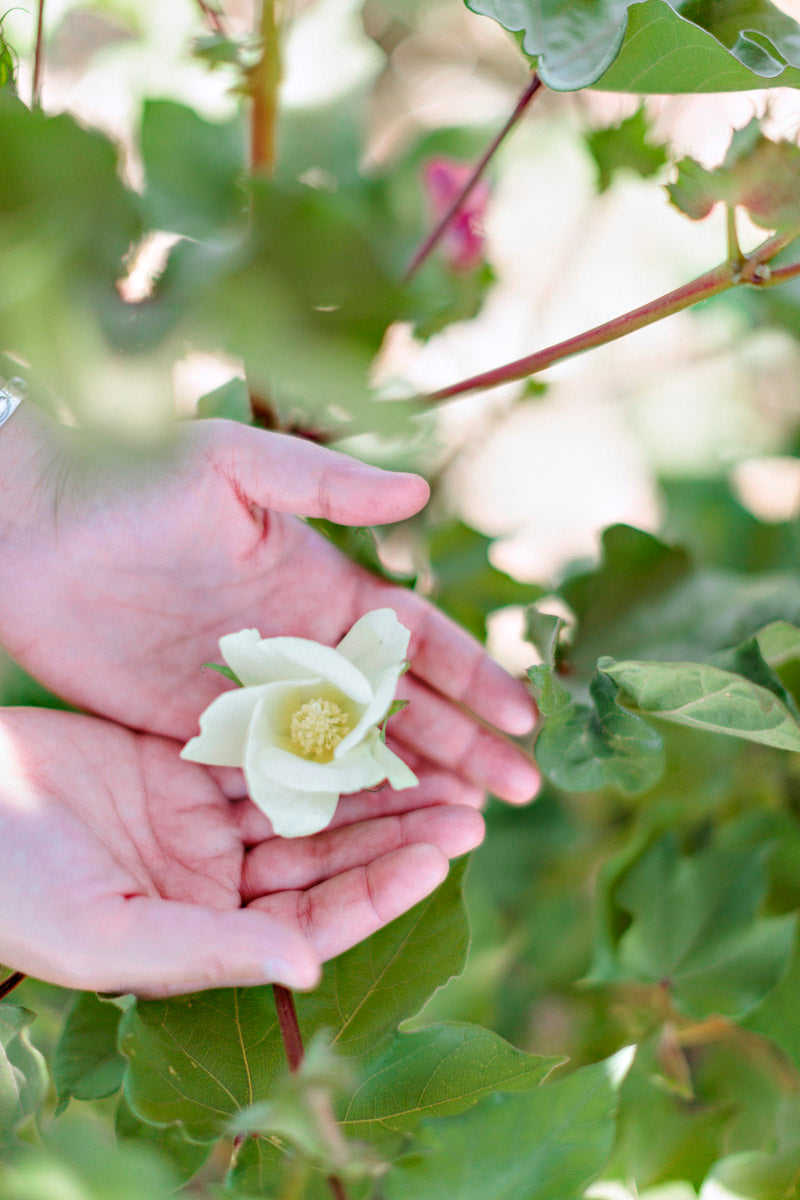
[0,407,539,995]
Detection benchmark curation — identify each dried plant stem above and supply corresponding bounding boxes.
[0,971,26,1001]
[404,72,543,281]
[424,226,800,403]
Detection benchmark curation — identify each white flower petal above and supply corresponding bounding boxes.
[245,771,340,838]
[335,665,404,757]
[336,609,410,687]
[368,732,419,790]
[263,637,372,703]
[220,629,320,688]
[256,741,384,794]
[180,685,266,767]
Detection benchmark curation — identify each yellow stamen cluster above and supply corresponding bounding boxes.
[290,698,351,760]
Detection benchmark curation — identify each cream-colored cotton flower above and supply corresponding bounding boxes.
[181,609,418,837]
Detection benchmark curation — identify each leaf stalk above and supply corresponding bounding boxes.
[404,72,543,281]
[424,224,800,404]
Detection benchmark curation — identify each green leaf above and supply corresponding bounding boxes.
[340,1023,560,1138]
[601,656,800,751]
[384,1050,631,1200]
[202,662,244,686]
[465,0,800,92]
[530,664,665,794]
[197,377,252,424]
[605,835,796,1018]
[295,861,470,1057]
[744,929,800,1071]
[585,106,668,193]
[120,987,286,1142]
[597,0,800,93]
[668,120,800,232]
[525,607,566,667]
[427,521,537,643]
[140,100,246,239]
[120,868,469,1140]
[52,992,125,1113]
[0,1005,48,1146]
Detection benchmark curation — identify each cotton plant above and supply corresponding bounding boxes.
[181,608,417,837]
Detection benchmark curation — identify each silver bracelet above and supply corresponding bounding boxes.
[0,378,26,429]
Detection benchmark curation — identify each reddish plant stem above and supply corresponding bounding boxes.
[0,971,26,1001]
[195,0,228,35]
[424,227,800,403]
[404,72,543,281]
[31,0,45,108]
[272,985,350,1200]
[272,983,305,1072]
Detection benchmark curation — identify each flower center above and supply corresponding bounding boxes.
[290,698,351,760]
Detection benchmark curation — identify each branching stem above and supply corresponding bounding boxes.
[404,72,543,281]
[424,226,800,404]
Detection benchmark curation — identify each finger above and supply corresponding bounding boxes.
[249,843,450,961]
[390,675,539,804]
[207,421,430,525]
[231,764,484,845]
[242,804,483,899]
[72,895,321,997]
[352,576,537,736]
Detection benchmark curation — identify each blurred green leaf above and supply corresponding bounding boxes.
[0,1118,180,1200]
[384,1050,630,1199]
[427,522,537,641]
[140,100,246,239]
[0,1005,48,1147]
[668,120,800,231]
[197,377,252,423]
[602,835,796,1018]
[465,0,800,91]
[115,1098,211,1182]
[525,606,566,667]
[52,992,124,1113]
[743,929,800,1071]
[585,106,668,193]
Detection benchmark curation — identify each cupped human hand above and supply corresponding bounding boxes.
[0,411,538,806]
[0,707,484,997]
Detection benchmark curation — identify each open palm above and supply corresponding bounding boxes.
[1,414,537,805]
[0,708,483,996]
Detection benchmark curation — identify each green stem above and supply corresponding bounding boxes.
[726,205,743,269]
[249,0,282,173]
[424,225,800,404]
[404,72,543,281]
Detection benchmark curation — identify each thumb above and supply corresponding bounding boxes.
[206,420,430,525]
[86,895,321,998]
